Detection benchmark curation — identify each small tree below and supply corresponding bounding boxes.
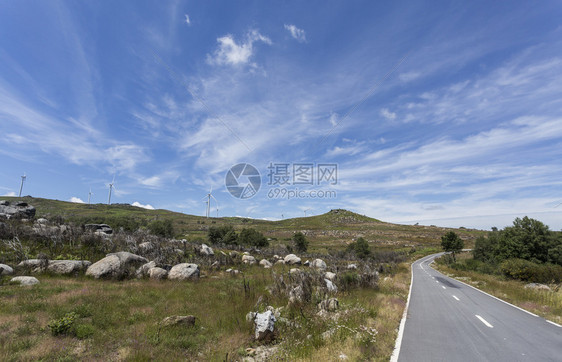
[292,232,308,253]
[238,228,268,247]
[441,231,464,262]
[347,237,371,259]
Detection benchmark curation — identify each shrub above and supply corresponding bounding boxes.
[148,219,174,238]
[500,258,562,283]
[347,237,371,259]
[292,232,308,253]
[238,228,268,247]
[48,312,78,336]
[441,231,464,261]
[74,323,95,339]
[208,225,237,245]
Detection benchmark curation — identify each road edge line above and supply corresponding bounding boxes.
[390,255,426,362]
[429,257,562,327]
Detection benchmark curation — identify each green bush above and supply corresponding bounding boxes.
[48,312,78,336]
[238,228,268,247]
[74,323,95,339]
[292,232,308,253]
[208,225,237,245]
[500,258,562,283]
[148,219,174,238]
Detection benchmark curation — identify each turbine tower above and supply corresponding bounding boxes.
[202,187,218,218]
[107,175,116,205]
[18,174,26,197]
[88,188,93,205]
[304,208,312,217]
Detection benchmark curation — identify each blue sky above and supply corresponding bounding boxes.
[1,1,562,230]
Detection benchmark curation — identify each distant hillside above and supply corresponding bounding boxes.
[1,196,485,251]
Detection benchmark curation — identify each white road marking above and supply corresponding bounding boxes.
[452,295,459,301]
[442,286,446,289]
[475,315,493,328]
[546,320,562,328]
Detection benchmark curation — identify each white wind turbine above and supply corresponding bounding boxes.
[202,186,218,218]
[88,188,93,205]
[18,173,26,197]
[304,208,312,217]
[107,175,117,205]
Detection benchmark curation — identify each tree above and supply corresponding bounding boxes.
[347,237,371,259]
[497,217,553,263]
[441,231,464,262]
[238,228,268,247]
[148,219,174,238]
[208,225,237,245]
[292,232,308,253]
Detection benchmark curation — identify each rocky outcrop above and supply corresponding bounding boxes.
[310,259,327,270]
[242,255,256,265]
[10,276,39,286]
[84,224,113,235]
[160,315,196,328]
[200,244,214,256]
[0,263,13,275]
[168,263,200,281]
[254,310,276,342]
[86,252,147,279]
[0,201,36,220]
[47,260,91,275]
[284,254,301,265]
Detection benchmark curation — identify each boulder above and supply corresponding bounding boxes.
[325,279,338,293]
[138,242,154,252]
[149,267,168,280]
[136,261,156,278]
[284,254,301,265]
[10,276,39,286]
[524,283,551,291]
[303,260,310,266]
[259,259,272,268]
[254,310,276,342]
[289,268,301,275]
[47,260,91,275]
[274,260,285,265]
[310,259,327,270]
[86,252,148,279]
[17,259,45,271]
[168,263,200,281]
[289,285,304,304]
[347,264,358,270]
[36,218,48,225]
[160,315,196,328]
[0,263,13,275]
[85,223,113,235]
[242,255,256,265]
[200,244,214,256]
[325,272,336,281]
[0,201,36,220]
[318,298,339,312]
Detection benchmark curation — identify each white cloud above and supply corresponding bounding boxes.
[207,30,271,66]
[380,108,396,120]
[69,197,85,203]
[184,14,191,25]
[132,201,155,210]
[3,191,17,197]
[328,113,338,126]
[284,24,306,43]
[399,71,421,82]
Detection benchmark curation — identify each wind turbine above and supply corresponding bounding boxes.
[107,175,116,205]
[88,188,93,205]
[202,187,218,218]
[18,174,26,197]
[304,208,312,217]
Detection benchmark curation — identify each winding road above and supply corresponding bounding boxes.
[394,253,562,362]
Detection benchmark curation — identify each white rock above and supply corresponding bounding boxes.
[275,259,285,265]
[149,267,168,280]
[86,252,148,279]
[254,310,276,341]
[524,283,551,291]
[0,263,13,275]
[137,261,157,277]
[318,298,339,312]
[289,268,301,274]
[36,218,48,225]
[259,259,272,268]
[303,260,310,266]
[200,244,214,256]
[284,254,301,265]
[310,259,327,270]
[242,255,256,265]
[325,278,338,293]
[347,264,358,270]
[138,242,154,252]
[10,276,39,286]
[168,263,200,281]
[47,260,91,275]
[325,272,336,281]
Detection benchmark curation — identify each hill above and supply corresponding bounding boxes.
[1,196,485,251]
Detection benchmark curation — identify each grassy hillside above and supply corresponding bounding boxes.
[2,196,485,251]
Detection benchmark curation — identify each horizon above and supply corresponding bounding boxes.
[1,1,562,230]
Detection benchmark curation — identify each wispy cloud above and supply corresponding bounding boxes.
[3,191,17,197]
[69,197,85,203]
[284,24,306,43]
[380,108,396,120]
[184,14,191,25]
[207,30,272,66]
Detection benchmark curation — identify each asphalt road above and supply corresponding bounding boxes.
[396,253,562,362]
